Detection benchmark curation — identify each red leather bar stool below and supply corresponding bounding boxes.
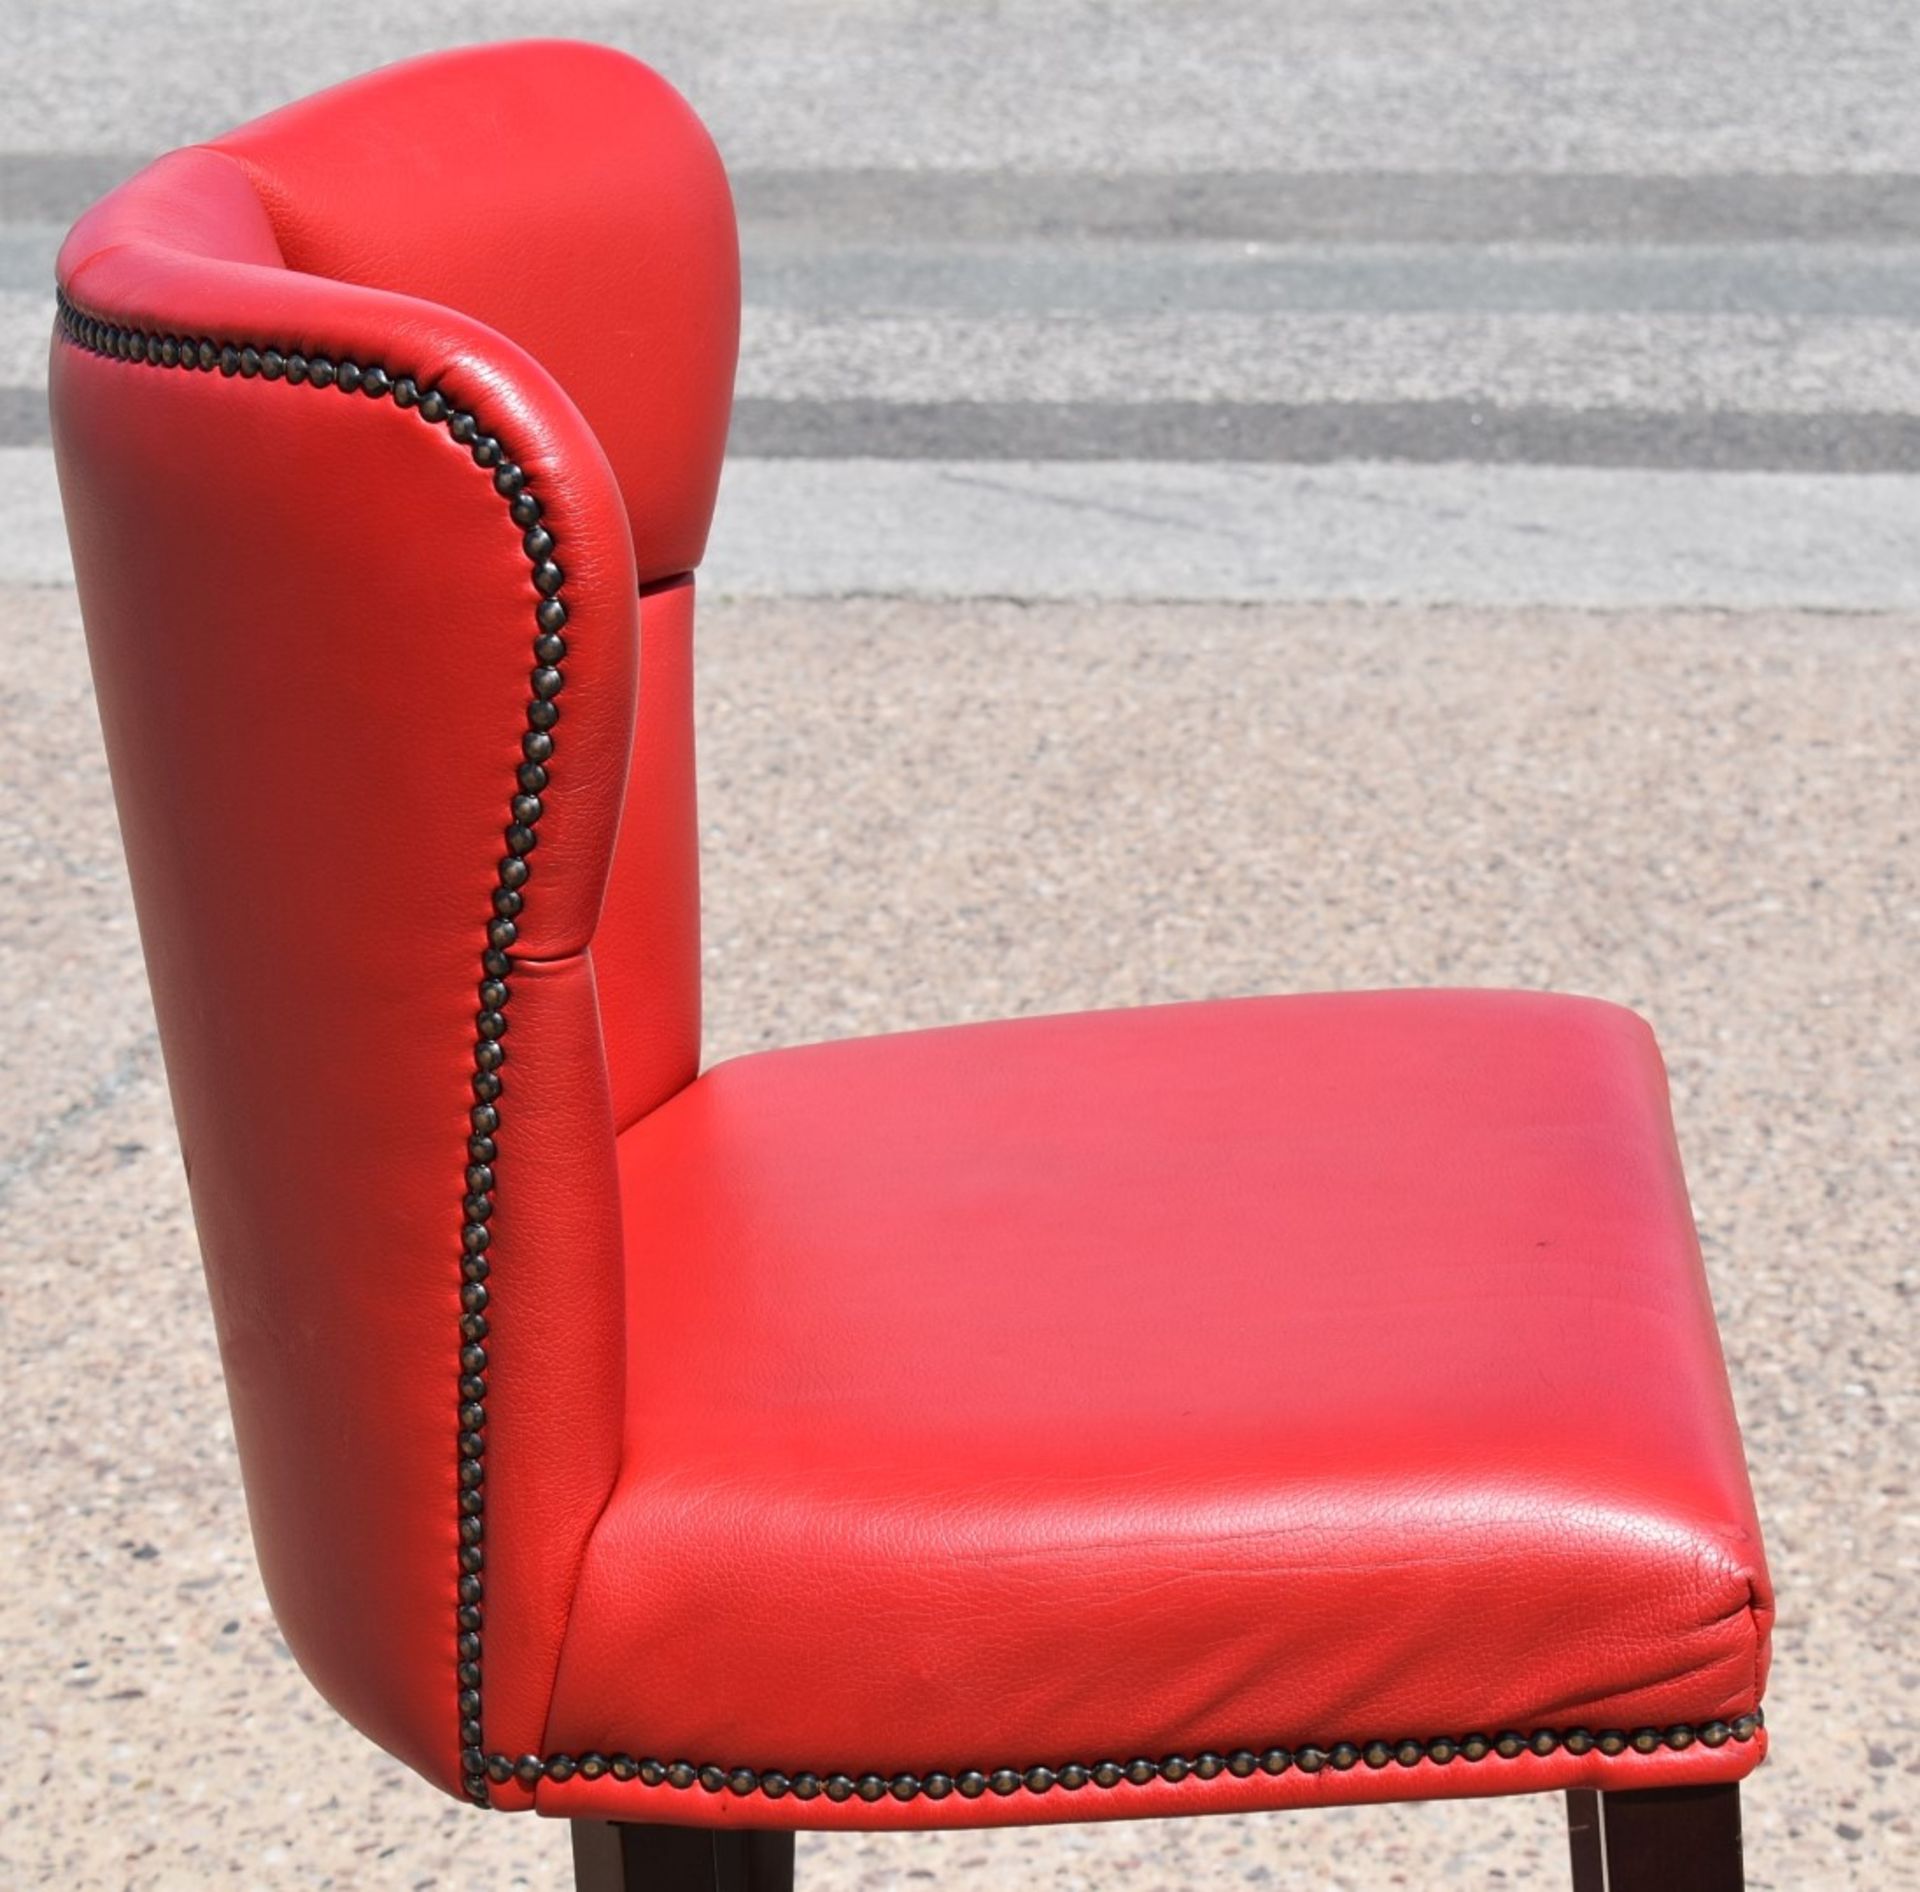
[50,40,1771,1892]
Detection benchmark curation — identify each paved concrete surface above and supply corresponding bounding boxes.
[5,1,1920,603]
[704,461,1920,608]
[8,1,1920,171]
[6,5,1919,1887]
[5,584,1916,1888]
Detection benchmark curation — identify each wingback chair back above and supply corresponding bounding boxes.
[50,41,738,1793]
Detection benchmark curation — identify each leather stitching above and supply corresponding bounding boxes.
[56,290,566,1810]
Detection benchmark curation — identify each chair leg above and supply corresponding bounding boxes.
[1567,1783,1742,1891]
[570,1821,796,1892]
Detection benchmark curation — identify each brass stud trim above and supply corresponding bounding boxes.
[57,289,569,1809]
[483,1711,1762,1805]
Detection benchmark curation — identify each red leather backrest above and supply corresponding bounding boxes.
[50,45,737,1800]
[207,39,737,1129]
[208,41,739,590]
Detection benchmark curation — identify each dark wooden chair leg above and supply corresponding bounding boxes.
[1567,1788,1606,1890]
[571,1820,796,1892]
[1567,1783,1743,1891]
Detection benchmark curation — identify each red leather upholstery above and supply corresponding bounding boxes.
[51,43,730,1799]
[209,40,739,589]
[53,41,1771,1835]
[537,989,1770,1825]
[598,575,704,1129]
[207,38,732,1126]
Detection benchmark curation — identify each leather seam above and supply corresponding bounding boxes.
[492,1709,1764,1804]
[56,289,561,1810]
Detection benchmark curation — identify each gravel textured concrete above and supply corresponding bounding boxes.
[3,583,1914,1888]
[8,7,1919,606]
[735,310,1920,411]
[701,461,1920,610]
[8,1,1920,172]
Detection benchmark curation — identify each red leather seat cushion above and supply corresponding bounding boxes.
[542,988,1770,1822]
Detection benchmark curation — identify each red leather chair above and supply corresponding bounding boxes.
[51,40,1771,1892]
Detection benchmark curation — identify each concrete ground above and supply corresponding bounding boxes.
[6,1,1920,608]
[5,2,1920,1887]
[4,584,1915,1889]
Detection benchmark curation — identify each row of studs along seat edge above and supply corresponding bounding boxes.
[486,1711,1762,1802]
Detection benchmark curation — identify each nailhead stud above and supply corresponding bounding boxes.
[438,1706,1758,1811]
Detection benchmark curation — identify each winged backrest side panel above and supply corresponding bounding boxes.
[52,149,643,1793]
[208,38,739,1130]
